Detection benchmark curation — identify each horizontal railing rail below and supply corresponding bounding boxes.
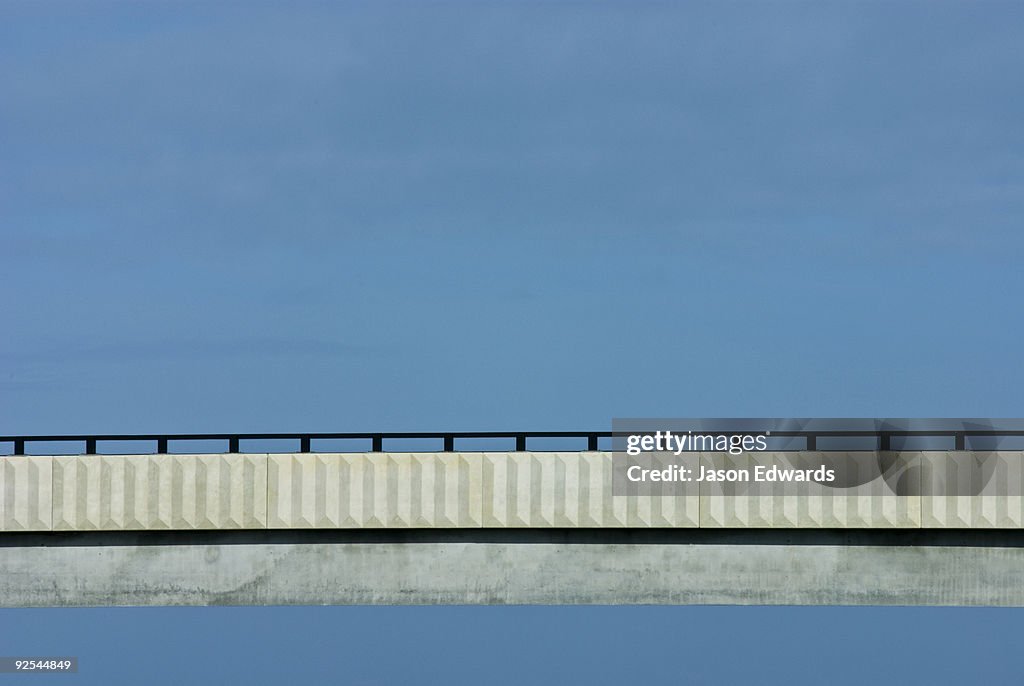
[3,429,1024,455]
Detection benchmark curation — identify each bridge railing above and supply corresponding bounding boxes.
[3,429,1024,455]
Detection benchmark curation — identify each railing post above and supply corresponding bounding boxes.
[806,434,816,451]
[229,437,239,453]
[14,439,25,456]
[157,438,168,454]
[879,433,891,451]
[443,435,454,452]
[515,434,526,451]
[372,435,383,452]
[954,432,966,451]
[300,436,311,453]
[85,438,97,455]
[587,434,598,451]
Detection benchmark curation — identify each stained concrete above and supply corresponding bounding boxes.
[4,450,1024,606]
[3,530,1024,607]
[11,451,1024,531]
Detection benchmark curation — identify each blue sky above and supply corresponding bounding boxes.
[3,1,1023,433]
[3,1,1024,683]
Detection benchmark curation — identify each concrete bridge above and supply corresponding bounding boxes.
[3,433,1024,606]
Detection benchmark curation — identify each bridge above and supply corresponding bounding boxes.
[3,429,1024,607]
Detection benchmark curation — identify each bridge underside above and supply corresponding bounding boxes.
[3,451,1024,606]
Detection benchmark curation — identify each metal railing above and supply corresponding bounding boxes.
[2,428,1024,455]
[0,431,609,455]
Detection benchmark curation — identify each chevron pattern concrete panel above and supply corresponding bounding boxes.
[0,456,52,531]
[52,455,267,530]
[268,453,483,528]
[7,450,1024,531]
[481,452,698,527]
[699,452,921,528]
[921,452,1024,528]
[268,452,699,528]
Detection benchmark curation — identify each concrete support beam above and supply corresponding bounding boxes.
[3,531,1024,607]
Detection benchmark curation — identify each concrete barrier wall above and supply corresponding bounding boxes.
[267,453,697,528]
[0,457,51,531]
[2,451,1023,531]
[52,455,267,530]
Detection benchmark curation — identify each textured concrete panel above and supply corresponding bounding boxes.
[53,455,267,530]
[268,452,698,529]
[0,457,51,531]
[700,452,921,528]
[268,453,483,528]
[481,452,698,527]
[9,450,1024,531]
[921,452,1024,528]
[5,535,1024,606]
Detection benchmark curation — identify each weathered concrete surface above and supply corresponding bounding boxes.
[8,451,1024,531]
[268,452,698,528]
[4,532,1024,606]
[0,457,51,531]
[53,454,267,530]
[920,452,1024,527]
[700,452,921,527]
[6,450,1024,607]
